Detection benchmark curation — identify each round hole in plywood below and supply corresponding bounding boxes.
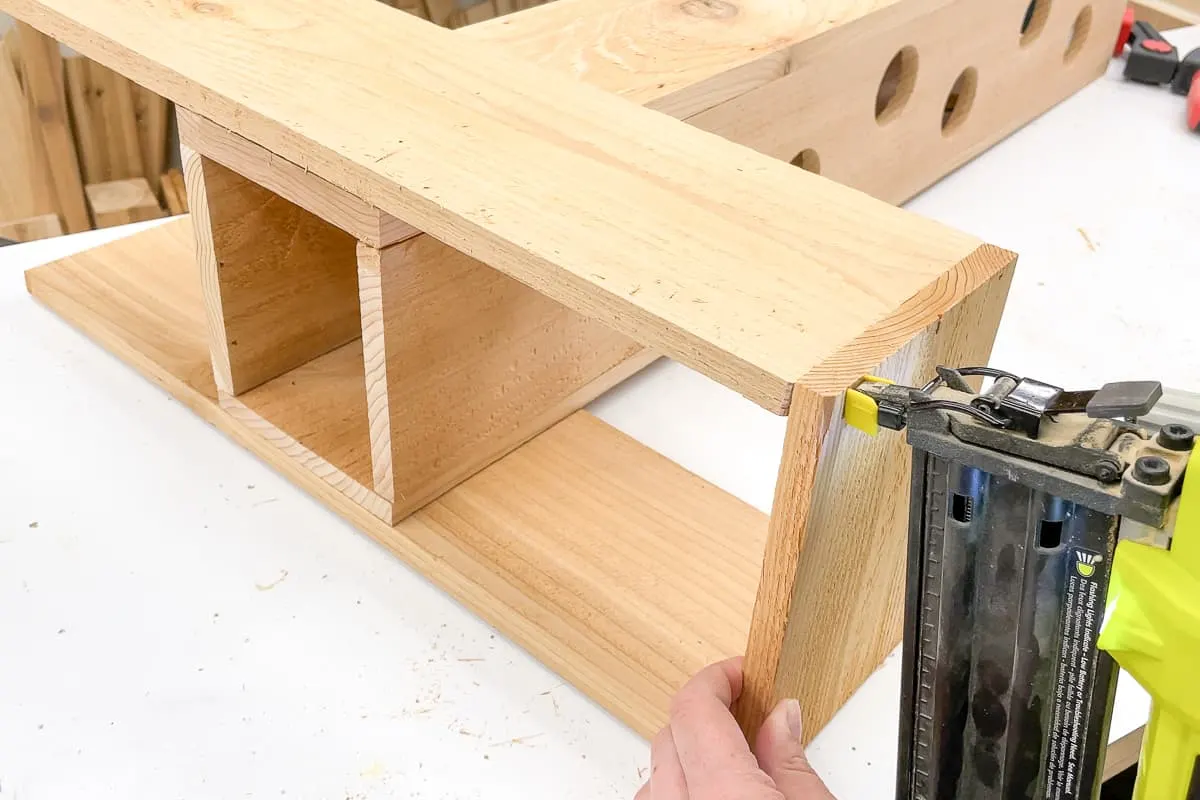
[1064,5,1093,62]
[1020,0,1052,46]
[941,67,978,136]
[875,46,919,125]
[790,149,821,174]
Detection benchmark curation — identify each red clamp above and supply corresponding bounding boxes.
[1114,5,1135,56]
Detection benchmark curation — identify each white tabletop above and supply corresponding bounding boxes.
[3,27,1198,798]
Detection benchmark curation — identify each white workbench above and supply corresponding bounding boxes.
[2,27,1197,798]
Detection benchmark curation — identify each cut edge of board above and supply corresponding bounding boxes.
[22,217,770,738]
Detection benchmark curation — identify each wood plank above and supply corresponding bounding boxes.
[2,25,20,82]
[0,212,63,242]
[1131,0,1200,29]
[177,109,418,248]
[468,0,897,118]
[63,56,109,184]
[735,256,1016,741]
[133,83,168,192]
[160,168,188,215]
[681,0,1126,205]
[92,59,144,180]
[0,40,57,221]
[24,216,769,738]
[422,0,459,26]
[85,177,165,227]
[1103,724,1145,781]
[447,1,496,27]
[7,0,998,413]
[13,22,90,233]
[359,237,650,521]
[193,154,362,394]
[222,340,392,522]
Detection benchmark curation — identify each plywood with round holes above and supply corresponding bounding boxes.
[687,0,1125,202]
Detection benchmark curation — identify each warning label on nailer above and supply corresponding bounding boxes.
[1044,548,1106,799]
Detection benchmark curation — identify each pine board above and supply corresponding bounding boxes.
[5,0,1002,413]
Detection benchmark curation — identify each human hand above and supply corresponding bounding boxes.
[635,658,836,800]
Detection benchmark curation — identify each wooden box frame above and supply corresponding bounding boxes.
[10,0,1122,741]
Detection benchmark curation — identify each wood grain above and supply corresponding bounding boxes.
[85,177,164,228]
[736,258,1016,742]
[177,109,419,248]
[13,22,90,232]
[5,0,991,412]
[25,217,769,738]
[0,212,63,242]
[194,154,362,395]
[359,237,649,521]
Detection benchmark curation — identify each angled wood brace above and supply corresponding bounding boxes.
[11,0,1121,743]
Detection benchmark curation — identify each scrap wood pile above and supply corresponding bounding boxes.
[0,23,186,244]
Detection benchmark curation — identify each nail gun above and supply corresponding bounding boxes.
[845,367,1200,799]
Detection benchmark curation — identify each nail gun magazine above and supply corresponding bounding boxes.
[846,368,1199,800]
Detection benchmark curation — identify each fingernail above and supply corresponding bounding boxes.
[785,698,803,741]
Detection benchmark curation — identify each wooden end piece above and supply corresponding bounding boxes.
[736,251,1017,742]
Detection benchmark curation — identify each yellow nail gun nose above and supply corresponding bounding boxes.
[846,367,1200,800]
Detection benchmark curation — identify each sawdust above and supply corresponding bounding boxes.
[255,569,289,591]
[1077,227,1097,252]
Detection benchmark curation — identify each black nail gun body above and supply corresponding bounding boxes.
[852,368,1191,800]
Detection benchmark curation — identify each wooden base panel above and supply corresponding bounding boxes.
[24,217,768,738]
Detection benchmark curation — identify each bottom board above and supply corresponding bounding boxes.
[23,216,769,738]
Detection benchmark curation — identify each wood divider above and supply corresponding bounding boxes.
[356,238,648,522]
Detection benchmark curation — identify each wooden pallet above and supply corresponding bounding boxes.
[10,0,1123,742]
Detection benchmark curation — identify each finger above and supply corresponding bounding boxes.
[754,699,836,800]
[669,658,766,789]
[634,780,651,800]
[650,726,688,799]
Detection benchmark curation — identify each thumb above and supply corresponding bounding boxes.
[753,699,836,800]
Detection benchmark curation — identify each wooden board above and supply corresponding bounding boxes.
[0,212,63,242]
[85,177,164,227]
[0,40,57,221]
[177,109,419,248]
[6,0,1003,413]
[1131,0,1200,28]
[133,83,169,194]
[63,56,106,184]
[160,168,188,215]
[24,216,769,738]
[13,22,90,233]
[736,257,1016,740]
[470,0,1123,206]
[222,340,393,523]
[467,0,900,117]
[190,154,362,395]
[359,237,649,521]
